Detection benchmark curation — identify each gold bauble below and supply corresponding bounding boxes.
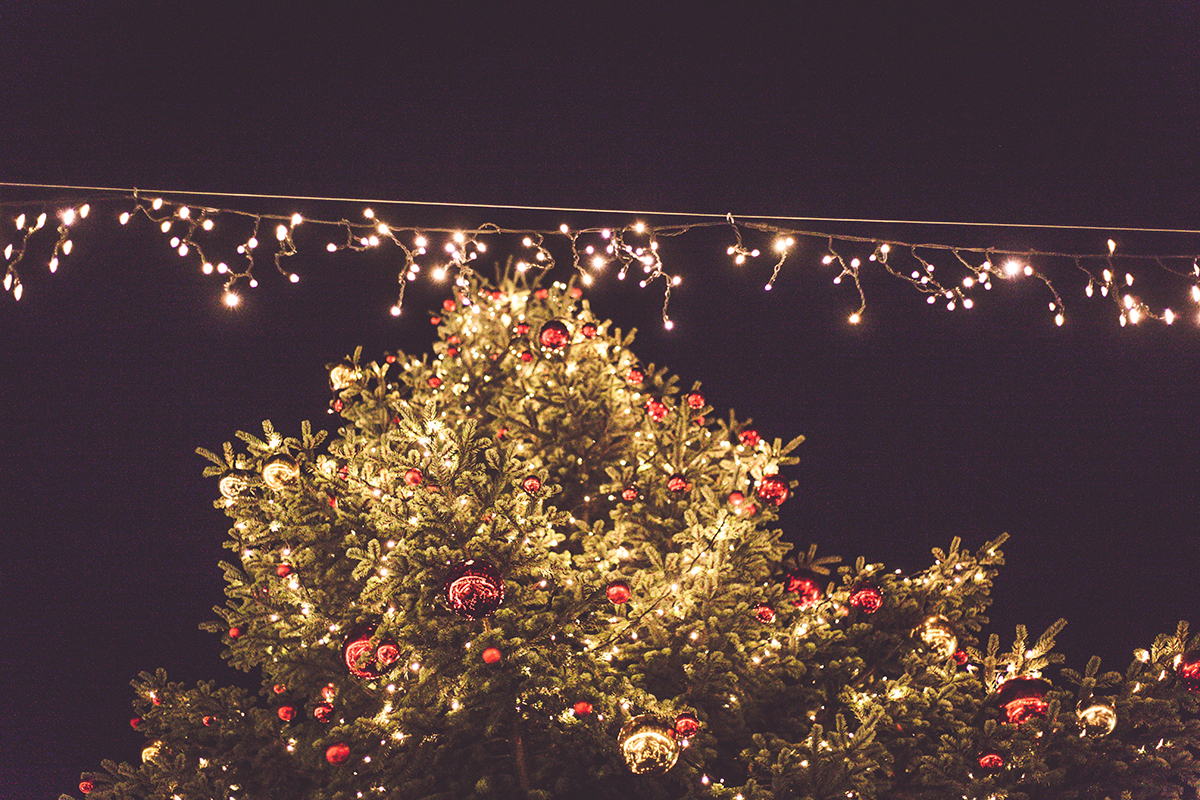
[218,471,251,500]
[329,361,360,391]
[262,454,300,490]
[141,741,163,763]
[919,615,957,659]
[618,715,679,775]
[1077,701,1117,737]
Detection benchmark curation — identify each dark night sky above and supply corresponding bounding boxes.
[2,5,1199,797]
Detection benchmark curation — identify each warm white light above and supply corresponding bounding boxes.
[1165,308,1175,324]
[1108,238,1117,254]
[61,208,76,225]
[119,212,130,225]
[202,219,214,231]
[390,305,401,317]
[363,208,375,219]
[276,225,288,241]
[290,213,303,226]
[1004,260,1021,277]
[289,273,299,284]
[178,206,190,220]
[848,313,861,324]
[80,204,90,218]
[634,221,645,233]
[152,198,163,210]
[15,214,25,229]
[414,235,427,248]
[223,292,240,307]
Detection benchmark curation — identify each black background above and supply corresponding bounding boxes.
[2,5,1199,797]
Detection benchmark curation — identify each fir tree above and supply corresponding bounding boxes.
[73,275,1200,800]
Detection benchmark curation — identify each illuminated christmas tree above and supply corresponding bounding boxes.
[74,275,1200,800]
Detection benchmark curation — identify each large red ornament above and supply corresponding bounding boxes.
[277,706,295,722]
[621,485,639,502]
[785,573,822,608]
[522,476,542,494]
[580,322,597,338]
[482,647,502,664]
[276,563,293,578]
[978,751,1004,771]
[404,468,423,486]
[848,585,882,613]
[376,643,400,665]
[674,712,700,738]
[539,320,571,348]
[427,376,442,388]
[574,701,593,716]
[756,474,789,506]
[754,603,776,623]
[627,367,644,384]
[1179,651,1200,693]
[515,322,530,335]
[445,559,505,619]
[667,474,691,493]
[645,398,669,422]
[739,429,761,447]
[79,780,93,794]
[997,676,1052,724]
[325,743,351,765]
[313,702,334,723]
[686,392,705,409]
[606,580,632,604]
[343,626,399,679]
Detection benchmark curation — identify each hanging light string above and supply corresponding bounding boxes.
[2,182,1198,328]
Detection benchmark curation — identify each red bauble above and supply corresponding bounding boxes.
[130,717,141,729]
[442,298,456,312]
[404,467,423,486]
[621,485,639,502]
[330,398,344,413]
[428,376,442,388]
[1179,651,1200,693]
[515,322,530,335]
[627,367,644,383]
[848,585,882,613]
[313,702,334,723]
[534,288,549,300]
[522,476,542,494]
[580,322,597,338]
[482,647,502,664]
[276,563,292,578]
[273,683,287,694]
[978,751,1004,771]
[573,701,593,716]
[753,603,776,623]
[570,287,583,299]
[667,474,691,493]
[756,474,789,506]
[321,683,337,702]
[785,574,822,608]
[152,694,162,706]
[447,347,458,357]
[686,392,705,409]
[376,643,400,665]
[325,743,351,765]
[645,398,669,422]
[338,465,349,480]
[228,627,242,639]
[539,320,571,348]
[741,503,758,516]
[728,491,745,506]
[739,429,761,446]
[520,351,534,363]
[430,315,441,325]
[79,780,93,794]
[445,559,505,619]
[674,712,700,738]
[997,676,1051,724]
[343,626,398,679]
[277,705,295,722]
[447,334,460,345]
[954,649,969,666]
[203,715,215,726]
[606,580,632,604]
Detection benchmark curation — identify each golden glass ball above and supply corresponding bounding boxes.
[262,454,300,490]
[141,741,163,763]
[919,615,958,659]
[619,715,679,775]
[218,471,251,500]
[1077,701,1117,737]
[329,361,360,391]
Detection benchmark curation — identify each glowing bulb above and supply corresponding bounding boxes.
[61,208,76,225]
[289,273,299,283]
[848,313,861,324]
[415,235,427,248]
[152,198,163,210]
[634,221,645,233]
[1165,308,1175,324]
[390,305,401,317]
[15,214,25,229]
[1004,260,1021,277]
[1108,238,1116,254]
[119,212,130,225]
[363,208,375,219]
[223,292,240,307]
[276,225,287,241]
[202,219,214,230]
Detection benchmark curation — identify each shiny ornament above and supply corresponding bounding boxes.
[218,471,252,500]
[321,683,337,702]
[674,712,700,738]
[141,742,163,763]
[445,559,505,619]
[755,474,789,506]
[404,468,423,486]
[430,316,441,325]
[978,751,1004,772]
[686,392,705,409]
[428,376,442,388]
[581,322,597,338]
[728,491,745,506]
[619,716,680,775]
[130,717,140,729]
[515,322,530,335]
[276,564,292,578]
[848,585,882,613]
[442,298,456,312]
[919,616,957,659]
[534,288,549,299]
[482,647,502,664]
[645,398,669,422]
[1180,650,1200,693]
[522,476,542,494]
[626,367,644,383]
[997,676,1051,724]
[621,485,639,502]
[667,474,691,492]
[343,627,399,679]
[228,626,242,639]
[325,743,350,765]
[574,701,593,716]
[203,715,215,726]
[273,683,287,694]
[376,643,400,665]
[739,429,761,446]
[261,454,300,490]
[754,603,776,623]
[606,580,632,604]
[79,780,93,794]
[785,573,822,608]
[277,705,295,722]
[570,287,583,299]
[520,351,533,363]
[313,702,334,723]
[330,398,344,413]
[328,361,359,391]
[1077,701,1117,737]
[954,649,969,666]
[539,320,570,348]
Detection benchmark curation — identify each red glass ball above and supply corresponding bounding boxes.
[754,603,776,623]
[276,564,292,577]
[674,712,700,738]
[786,574,822,608]
[522,476,542,494]
[539,320,571,348]
[848,586,882,613]
[321,683,337,702]
[627,368,644,383]
[742,503,758,516]
[273,683,287,694]
[535,288,549,299]
[130,717,141,729]
[954,649,969,666]
[376,643,400,665]
[313,702,333,723]
[978,751,1004,771]
[79,780,94,794]
[447,334,460,345]
[343,627,397,679]
[667,474,691,493]
[645,398,669,422]
[447,347,458,357]
[427,376,442,388]
[686,392,705,409]
[574,701,593,716]
[338,465,349,480]
[445,559,505,619]
[606,580,632,604]
[580,322,597,338]
[728,491,745,506]
[515,322,530,335]
[203,715,214,726]
[442,298,456,312]
[756,474,789,506]
[482,647,502,664]
[520,351,534,363]
[570,287,583,299]
[739,429,761,446]
[1179,651,1200,693]
[621,485,639,501]
[404,468,423,486]
[997,676,1051,724]
[277,705,295,722]
[325,743,351,765]
[228,627,242,639]
[430,316,441,325]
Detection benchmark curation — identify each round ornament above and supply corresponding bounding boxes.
[574,701,593,716]
[539,320,571,349]
[785,573,822,608]
[728,491,744,506]
[1179,650,1200,693]
[606,580,632,604]
[534,288,549,299]
[619,716,680,775]
[978,751,1004,772]
[430,315,441,325]
[442,298,456,312]
[276,564,293,578]
[218,471,252,500]
[674,712,699,738]
[273,683,287,694]
[1077,701,1117,737]
[445,559,505,619]
[203,716,214,726]
[328,361,359,391]
[330,398,344,413]
[739,429,761,447]
[755,474,789,506]
[520,351,534,363]
[428,376,442,388]
[515,322,530,335]
[404,468,423,486]
[79,780,94,794]
[228,626,242,639]
[645,398,669,422]
[621,485,639,502]
[376,643,400,665]
[130,717,140,729]
[580,322,597,339]
[667,474,691,493]
[848,585,882,613]
[325,743,350,765]
[313,702,334,723]
[482,647,502,664]
[343,626,399,679]
[262,454,300,490]
[626,367,644,383]
[997,676,1051,724]
[141,742,163,763]
[686,392,705,409]
[954,649,969,666]
[522,476,542,495]
[919,616,957,659]
[754,603,776,623]
[277,706,295,722]
[321,683,337,702]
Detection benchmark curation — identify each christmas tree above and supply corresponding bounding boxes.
[73,275,1200,800]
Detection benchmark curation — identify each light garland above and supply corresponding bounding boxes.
[4,183,1200,329]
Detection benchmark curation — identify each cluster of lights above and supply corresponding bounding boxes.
[4,187,1199,331]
